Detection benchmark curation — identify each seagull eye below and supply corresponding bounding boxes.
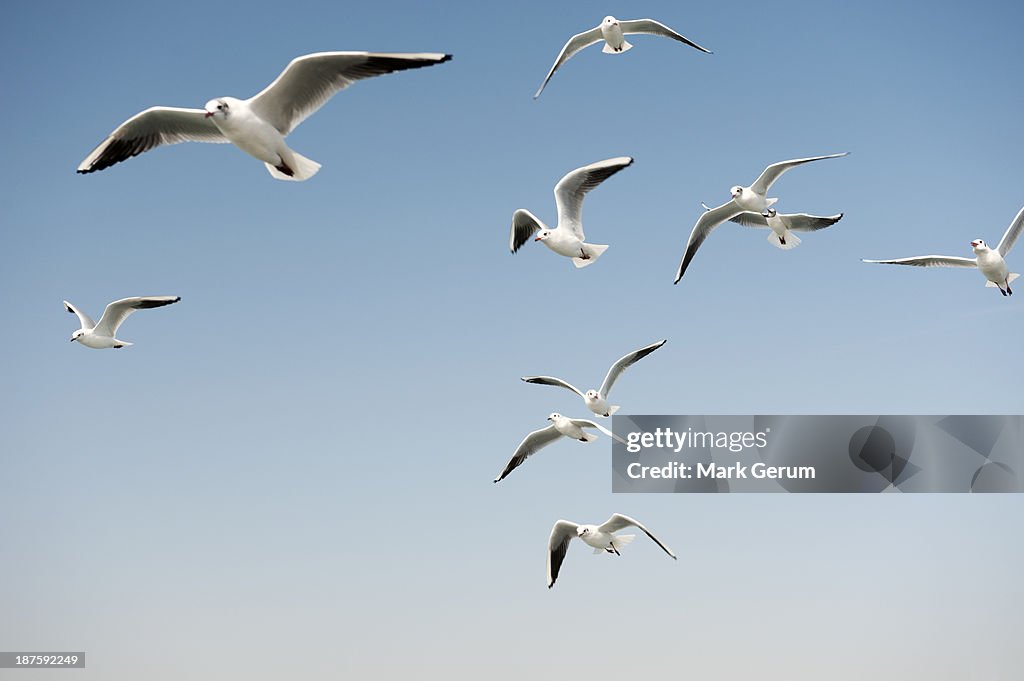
[217,104,224,110]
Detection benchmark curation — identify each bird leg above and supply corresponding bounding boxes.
[579,249,590,260]
[609,545,620,556]
[1007,281,1014,296]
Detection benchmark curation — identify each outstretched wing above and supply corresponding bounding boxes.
[996,206,1024,257]
[598,339,667,398]
[554,156,634,240]
[862,255,977,269]
[510,209,545,254]
[749,153,849,196]
[597,513,677,559]
[675,200,741,284]
[618,19,712,53]
[547,520,580,588]
[77,107,226,174]
[570,419,625,444]
[493,425,563,483]
[93,296,181,337]
[781,212,844,232]
[63,301,95,330]
[533,26,603,99]
[248,52,452,135]
[520,376,585,399]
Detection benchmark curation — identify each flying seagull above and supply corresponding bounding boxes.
[494,413,621,483]
[509,157,633,268]
[522,339,666,417]
[77,51,453,181]
[547,513,677,588]
[702,203,843,251]
[535,16,711,99]
[863,206,1024,296]
[65,296,181,349]
[674,153,849,284]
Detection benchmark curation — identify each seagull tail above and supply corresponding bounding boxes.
[603,41,633,53]
[768,231,801,250]
[987,273,1020,288]
[579,431,598,443]
[265,151,322,182]
[606,405,621,416]
[573,244,609,269]
[612,534,636,551]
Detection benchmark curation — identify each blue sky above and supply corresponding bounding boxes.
[1,0,1023,678]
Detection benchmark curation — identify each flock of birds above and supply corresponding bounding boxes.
[66,14,1020,588]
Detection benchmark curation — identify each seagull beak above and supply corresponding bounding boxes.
[204,111,214,118]
[534,236,542,241]
[70,337,75,342]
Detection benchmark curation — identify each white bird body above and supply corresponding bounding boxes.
[863,206,1024,296]
[65,296,181,349]
[204,97,289,165]
[509,157,633,268]
[546,513,677,588]
[976,243,1010,285]
[550,414,593,441]
[522,340,666,417]
[599,17,631,53]
[78,52,452,180]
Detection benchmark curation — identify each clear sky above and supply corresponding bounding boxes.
[2,0,1023,679]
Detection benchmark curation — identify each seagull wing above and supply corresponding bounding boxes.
[554,156,633,240]
[248,52,452,135]
[862,255,978,268]
[781,212,844,232]
[675,200,742,284]
[63,301,95,330]
[520,376,586,399]
[92,296,181,337]
[618,19,712,53]
[749,152,849,196]
[510,209,545,254]
[77,107,227,174]
[996,206,1024,257]
[547,520,580,588]
[598,513,677,560]
[493,424,563,483]
[534,26,603,99]
[598,339,667,398]
[569,419,625,444]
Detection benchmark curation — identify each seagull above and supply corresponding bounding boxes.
[702,202,844,250]
[547,513,677,588]
[77,52,453,181]
[493,413,622,483]
[65,296,181,349]
[509,157,633,268]
[863,206,1024,296]
[534,16,711,99]
[674,153,849,283]
[522,339,666,417]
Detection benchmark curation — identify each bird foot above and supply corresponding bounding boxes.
[275,162,295,177]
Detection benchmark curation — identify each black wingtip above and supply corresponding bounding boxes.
[440,54,453,63]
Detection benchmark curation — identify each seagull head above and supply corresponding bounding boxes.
[730,186,743,199]
[603,16,619,26]
[70,329,84,343]
[204,98,230,119]
[585,390,600,400]
[547,413,561,422]
[577,526,590,537]
[534,230,551,242]
[971,239,987,251]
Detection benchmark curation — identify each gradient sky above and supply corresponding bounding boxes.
[2,0,1023,679]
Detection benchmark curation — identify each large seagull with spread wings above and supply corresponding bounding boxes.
[77,51,452,180]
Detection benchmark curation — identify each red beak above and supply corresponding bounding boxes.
[534,236,542,241]
[204,111,214,118]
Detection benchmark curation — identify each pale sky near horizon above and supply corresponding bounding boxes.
[1,0,1023,679]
